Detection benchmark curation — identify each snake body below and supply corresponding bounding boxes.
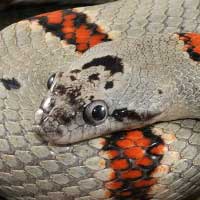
[0,0,199,199]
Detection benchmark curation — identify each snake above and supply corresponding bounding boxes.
[0,0,199,200]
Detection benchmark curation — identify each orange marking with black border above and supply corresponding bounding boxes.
[116,138,135,148]
[110,159,129,170]
[120,191,133,197]
[125,130,144,141]
[105,180,123,190]
[106,149,120,158]
[109,171,117,181]
[133,178,157,188]
[124,146,145,159]
[30,9,111,53]
[101,128,166,199]
[135,137,151,147]
[99,149,119,159]
[36,11,63,24]
[150,144,166,155]
[177,32,200,61]
[120,170,142,179]
[135,156,153,167]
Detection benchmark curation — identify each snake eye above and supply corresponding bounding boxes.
[47,73,56,90]
[83,100,108,125]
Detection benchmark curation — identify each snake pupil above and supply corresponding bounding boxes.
[92,105,106,121]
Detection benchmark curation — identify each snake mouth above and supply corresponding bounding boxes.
[33,124,65,143]
[34,124,84,145]
[34,110,163,145]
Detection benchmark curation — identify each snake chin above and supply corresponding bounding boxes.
[33,124,63,143]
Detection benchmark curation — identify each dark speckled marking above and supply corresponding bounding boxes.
[70,69,81,73]
[60,112,75,124]
[88,73,100,82]
[89,95,94,101]
[158,89,163,94]
[82,55,124,76]
[55,85,67,95]
[67,85,82,105]
[112,108,141,122]
[0,78,21,90]
[105,81,113,89]
[70,75,77,81]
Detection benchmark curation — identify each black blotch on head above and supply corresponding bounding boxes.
[88,73,100,82]
[158,89,163,94]
[112,108,141,122]
[56,85,67,95]
[89,95,94,101]
[70,69,81,74]
[57,72,64,78]
[82,55,124,76]
[0,78,21,90]
[112,108,160,122]
[67,85,82,105]
[53,108,75,125]
[104,81,113,89]
[61,114,73,124]
[70,75,76,81]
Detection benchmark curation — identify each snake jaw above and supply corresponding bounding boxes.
[33,118,64,144]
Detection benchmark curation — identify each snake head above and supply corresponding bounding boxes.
[34,38,193,144]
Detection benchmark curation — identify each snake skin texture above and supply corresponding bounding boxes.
[0,0,199,199]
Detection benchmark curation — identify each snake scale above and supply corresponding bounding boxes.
[0,0,199,199]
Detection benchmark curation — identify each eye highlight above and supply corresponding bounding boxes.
[83,100,108,125]
[47,73,56,90]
